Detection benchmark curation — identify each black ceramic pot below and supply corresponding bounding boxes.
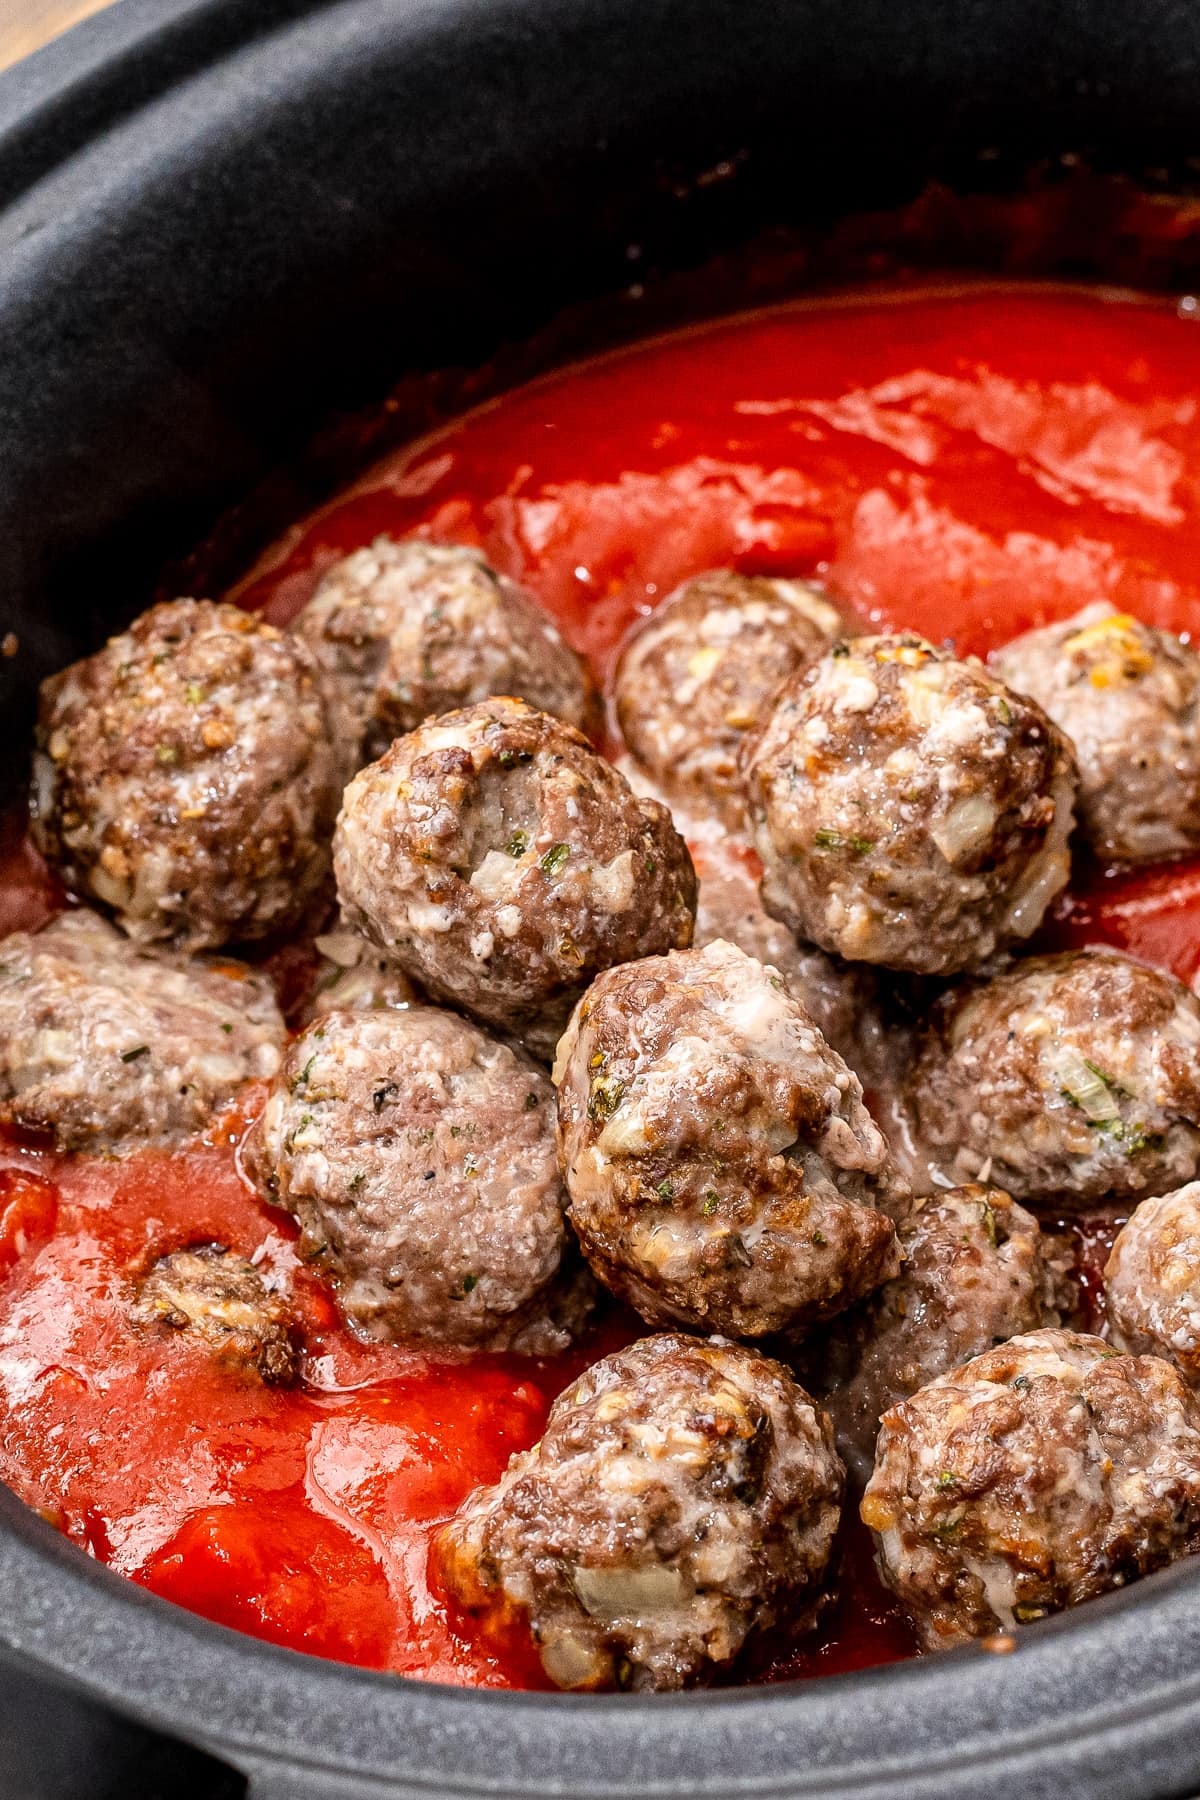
[4,3,1200,1795]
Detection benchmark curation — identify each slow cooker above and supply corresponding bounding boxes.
[5,2,1200,1794]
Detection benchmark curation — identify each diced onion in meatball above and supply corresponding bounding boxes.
[131,1244,300,1384]
[994,603,1200,865]
[242,1005,589,1353]
[862,1328,1200,1648]
[299,918,419,1025]
[0,908,285,1151]
[741,634,1077,975]
[912,949,1200,1209]
[293,537,599,762]
[334,697,697,1058]
[613,569,840,822]
[436,1332,844,1690]
[31,598,348,949]
[554,939,904,1340]
[807,1186,1064,1481]
[1105,1182,1200,1378]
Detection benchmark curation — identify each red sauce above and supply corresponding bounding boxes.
[5,280,1200,1688]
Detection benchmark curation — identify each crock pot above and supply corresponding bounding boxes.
[5,2,1200,1794]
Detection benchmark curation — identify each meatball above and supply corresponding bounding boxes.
[334,697,697,1058]
[31,598,347,949]
[741,634,1077,975]
[242,1005,588,1353]
[436,1332,844,1690]
[0,908,285,1151]
[300,919,419,1025]
[912,949,1200,1209]
[613,570,840,821]
[692,854,881,1071]
[1105,1183,1200,1378]
[993,603,1200,864]
[293,537,599,762]
[554,939,904,1340]
[808,1187,1063,1481]
[861,1327,1200,1648]
[131,1244,299,1383]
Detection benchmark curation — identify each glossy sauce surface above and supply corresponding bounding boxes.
[5,282,1200,1687]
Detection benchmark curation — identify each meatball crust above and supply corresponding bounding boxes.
[32,598,347,949]
[1105,1183,1200,1378]
[809,1187,1062,1481]
[613,570,840,821]
[436,1332,844,1691]
[912,949,1200,1209]
[0,908,285,1151]
[293,537,599,761]
[861,1327,1200,1648]
[554,939,904,1340]
[993,603,1200,865]
[243,1005,588,1353]
[131,1244,300,1384]
[741,634,1077,975]
[334,698,697,1058]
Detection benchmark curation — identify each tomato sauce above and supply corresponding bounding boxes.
[5,280,1200,1688]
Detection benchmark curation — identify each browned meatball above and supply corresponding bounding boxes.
[994,604,1200,865]
[131,1244,300,1383]
[1105,1183,1200,1377]
[334,698,697,1058]
[691,852,882,1071]
[243,1005,589,1353]
[741,634,1077,975]
[554,939,904,1340]
[808,1187,1063,1481]
[436,1332,843,1690]
[613,570,840,822]
[912,949,1200,1210]
[31,599,347,949]
[0,908,285,1152]
[861,1328,1200,1649]
[293,537,599,763]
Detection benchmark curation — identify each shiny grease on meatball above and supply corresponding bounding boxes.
[1105,1183,1200,1378]
[554,939,904,1340]
[0,908,285,1151]
[334,697,697,1058]
[994,603,1200,865]
[32,598,347,949]
[436,1332,844,1690]
[613,569,840,821]
[243,1005,589,1353]
[912,949,1200,1209]
[862,1327,1200,1648]
[741,634,1077,975]
[293,537,599,762]
[807,1186,1063,1481]
[131,1244,300,1384]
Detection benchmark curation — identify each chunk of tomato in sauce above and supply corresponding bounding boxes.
[0,1170,58,1276]
[1039,857,1200,989]
[138,1494,398,1665]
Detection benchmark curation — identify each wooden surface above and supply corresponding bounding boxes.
[0,0,118,71]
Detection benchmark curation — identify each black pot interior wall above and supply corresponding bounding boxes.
[3,0,1200,791]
